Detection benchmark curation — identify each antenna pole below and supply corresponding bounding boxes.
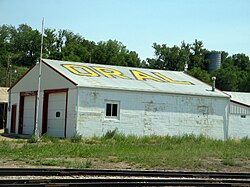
[34,18,44,138]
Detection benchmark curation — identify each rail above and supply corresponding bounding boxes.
[0,168,249,186]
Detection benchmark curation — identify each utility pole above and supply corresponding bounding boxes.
[7,62,12,112]
[34,18,45,138]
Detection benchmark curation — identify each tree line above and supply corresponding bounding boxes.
[0,24,249,91]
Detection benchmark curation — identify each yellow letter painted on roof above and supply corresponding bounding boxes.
[62,64,99,77]
[92,66,131,79]
[130,70,164,82]
[152,72,193,85]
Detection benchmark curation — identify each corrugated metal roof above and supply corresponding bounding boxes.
[225,91,250,107]
[0,87,8,103]
[43,59,229,98]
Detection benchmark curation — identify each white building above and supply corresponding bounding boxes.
[226,92,250,139]
[0,87,8,129]
[7,59,230,139]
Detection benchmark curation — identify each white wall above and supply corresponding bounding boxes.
[7,88,77,137]
[76,88,229,139]
[11,63,75,93]
[7,62,78,137]
[65,88,77,137]
[6,92,19,133]
[228,102,250,139]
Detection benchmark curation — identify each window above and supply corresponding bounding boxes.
[105,101,119,119]
[241,115,246,118]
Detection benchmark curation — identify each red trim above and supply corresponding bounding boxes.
[18,92,37,134]
[10,105,17,133]
[34,93,37,133]
[18,95,24,134]
[20,91,37,96]
[231,100,250,108]
[9,59,78,92]
[42,92,49,134]
[44,88,68,94]
[221,91,231,97]
[42,88,68,137]
[42,60,78,86]
[64,90,68,138]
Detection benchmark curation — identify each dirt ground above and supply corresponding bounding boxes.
[0,129,12,140]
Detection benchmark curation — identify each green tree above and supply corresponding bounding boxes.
[146,43,186,71]
[187,67,211,84]
[43,28,57,59]
[189,40,208,70]
[11,24,41,66]
[231,53,250,71]
[240,71,250,92]
[92,40,140,67]
[0,25,16,68]
[211,67,238,91]
[61,30,95,63]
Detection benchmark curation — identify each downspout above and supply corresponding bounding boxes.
[225,97,230,140]
[75,87,79,135]
[222,97,230,140]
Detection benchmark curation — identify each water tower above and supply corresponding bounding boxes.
[206,51,221,73]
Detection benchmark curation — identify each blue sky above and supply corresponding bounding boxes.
[0,0,250,60]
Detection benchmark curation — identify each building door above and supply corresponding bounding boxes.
[11,105,17,133]
[47,92,66,137]
[18,92,36,134]
[42,89,67,138]
[22,96,36,134]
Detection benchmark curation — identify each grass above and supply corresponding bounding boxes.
[0,132,250,171]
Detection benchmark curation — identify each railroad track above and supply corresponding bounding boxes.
[0,168,249,186]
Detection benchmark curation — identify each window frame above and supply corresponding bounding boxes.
[105,100,120,120]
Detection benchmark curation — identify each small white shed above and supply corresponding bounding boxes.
[7,59,230,139]
[0,87,8,129]
[226,92,250,139]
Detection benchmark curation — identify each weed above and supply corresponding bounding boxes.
[103,128,118,139]
[50,137,60,143]
[70,133,82,143]
[27,135,39,143]
[40,133,51,142]
[85,160,92,168]
[83,138,100,145]
[1,135,249,171]
[76,160,92,168]
[34,159,70,166]
[0,140,8,145]
[221,157,235,166]
[15,139,27,143]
